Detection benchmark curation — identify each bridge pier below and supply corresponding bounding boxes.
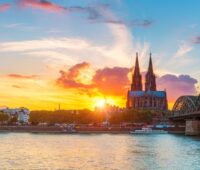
[185,120,200,136]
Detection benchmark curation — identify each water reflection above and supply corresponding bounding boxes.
[0,133,199,169]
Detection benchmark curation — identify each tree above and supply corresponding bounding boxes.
[29,109,99,124]
[0,112,9,123]
[10,116,18,123]
[109,109,153,124]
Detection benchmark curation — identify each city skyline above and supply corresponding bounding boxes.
[0,0,199,110]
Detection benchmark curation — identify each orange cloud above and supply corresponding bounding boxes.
[57,62,198,107]
[57,62,94,89]
[0,3,11,11]
[92,67,130,96]
[19,0,64,12]
[12,85,23,89]
[8,74,38,79]
[57,62,131,97]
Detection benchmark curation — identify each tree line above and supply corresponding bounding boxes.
[30,109,105,125]
[109,109,153,124]
[0,111,18,124]
[29,109,153,125]
[0,109,155,125]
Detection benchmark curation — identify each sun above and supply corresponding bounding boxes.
[95,99,106,108]
[93,97,116,109]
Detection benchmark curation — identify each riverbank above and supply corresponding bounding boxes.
[0,125,185,134]
[0,125,131,134]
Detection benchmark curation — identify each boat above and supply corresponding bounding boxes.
[130,127,168,134]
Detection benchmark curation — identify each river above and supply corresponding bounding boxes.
[0,133,199,169]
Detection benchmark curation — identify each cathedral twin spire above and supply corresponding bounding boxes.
[131,52,156,91]
[131,52,142,91]
[145,53,156,91]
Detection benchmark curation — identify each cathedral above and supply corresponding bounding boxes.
[127,53,168,110]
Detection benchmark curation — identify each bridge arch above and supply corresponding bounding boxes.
[196,95,200,111]
[172,96,199,116]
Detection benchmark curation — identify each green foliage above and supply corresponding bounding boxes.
[109,109,153,124]
[29,109,153,124]
[29,109,105,124]
[10,116,18,123]
[0,112,9,122]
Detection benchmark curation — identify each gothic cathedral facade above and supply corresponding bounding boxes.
[127,53,168,110]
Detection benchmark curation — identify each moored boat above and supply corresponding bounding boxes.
[130,127,168,134]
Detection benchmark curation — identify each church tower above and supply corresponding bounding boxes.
[131,53,142,91]
[145,53,156,91]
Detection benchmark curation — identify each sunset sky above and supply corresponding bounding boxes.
[0,0,199,110]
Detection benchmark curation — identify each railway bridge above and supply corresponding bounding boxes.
[170,95,200,135]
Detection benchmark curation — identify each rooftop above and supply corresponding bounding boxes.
[129,91,166,98]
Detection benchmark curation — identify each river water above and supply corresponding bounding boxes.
[0,133,199,170]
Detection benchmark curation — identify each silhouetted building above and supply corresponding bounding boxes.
[131,53,142,91]
[127,53,168,110]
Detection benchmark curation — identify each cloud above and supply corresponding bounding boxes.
[88,5,154,28]
[0,3,11,11]
[174,35,200,58]
[0,38,90,52]
[66,6,102,20]
[12,85,23,89]
[3,23,38,31]
[90,18,154,28]
[66,62,90,78]
[57,62,94,89]
[57,63,198,104]
[130,19,154,28]
[0,4,150,71]
[57,63,131,96]
[4,23,24,28]
[17,1,153,29]
[0,33,149,68]
[18,0,105,17]
[8,74,38,79]
[192,36,200,44]
[175,42,193,57]
[157,74,198,102]
[19,0,65,12]
[92,67,130,96]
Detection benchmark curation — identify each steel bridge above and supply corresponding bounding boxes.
[169,95,200,135]
[170,95,200,120]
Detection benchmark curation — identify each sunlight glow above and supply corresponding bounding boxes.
[95,99,106,108]
[93,97,116,109]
